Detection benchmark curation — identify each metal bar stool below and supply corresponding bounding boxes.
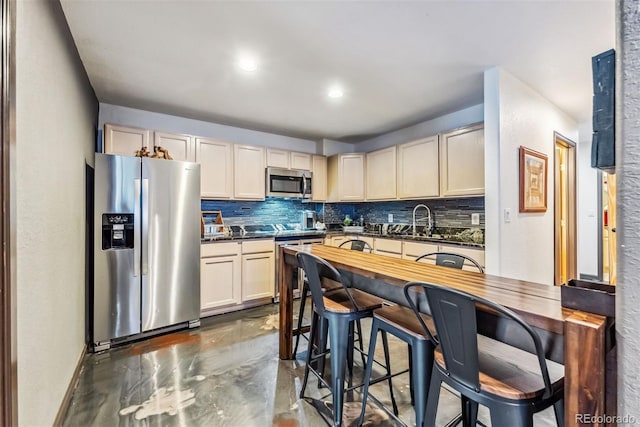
[407,281,564,427]
[297,252,398,427]
[359,252,483,426]
[292,239,372,360]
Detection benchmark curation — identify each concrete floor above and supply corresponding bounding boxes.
[61,303,558,426]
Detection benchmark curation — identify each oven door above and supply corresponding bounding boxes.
[274,238,324,302]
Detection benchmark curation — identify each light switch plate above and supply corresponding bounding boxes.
[388,213,393,223]
[471,213,480,225]
[504,208,511,223]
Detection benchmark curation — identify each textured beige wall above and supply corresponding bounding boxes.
[484,67,578,285]
[15,1,97,425]
[617,0,640,419]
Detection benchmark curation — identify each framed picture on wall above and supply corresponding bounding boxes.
[519,146,548,212]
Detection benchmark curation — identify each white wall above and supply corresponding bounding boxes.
[484,67,578,285]
[577,120,600,277]
[16,1,97,425]
[100,103,319,154]
[356,104,484,152]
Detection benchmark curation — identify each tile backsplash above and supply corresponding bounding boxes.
[202,197,484,229]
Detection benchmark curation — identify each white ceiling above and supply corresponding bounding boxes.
[60,0,614,142]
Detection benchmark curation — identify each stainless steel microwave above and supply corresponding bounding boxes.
[266,167,312,198]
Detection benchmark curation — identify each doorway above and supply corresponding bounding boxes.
[554,132,577,286]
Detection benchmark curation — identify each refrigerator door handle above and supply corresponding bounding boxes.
[142,178,150,275]
[133,178,141,277]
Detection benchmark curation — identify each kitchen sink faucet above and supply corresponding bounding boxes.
[412,204,433,236]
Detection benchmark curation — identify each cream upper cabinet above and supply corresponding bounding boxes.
[154,131,194,162]
[366,146,397,200]
[200,242,242,313]
[327,153,366,202]
[234,144,265,199]
[311,155,327,201]
[439,124,485,196]
[398,136,440,199]
[104,124,150,156]
[266,148,290,169]
[291,152,313,170]
[195,137,233,199]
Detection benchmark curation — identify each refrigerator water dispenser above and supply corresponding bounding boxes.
[101,213,134,250]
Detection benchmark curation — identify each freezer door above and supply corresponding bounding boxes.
[141,157,201,332]
[93,154,142,344]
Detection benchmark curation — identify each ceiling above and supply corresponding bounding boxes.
[60,1,614,142]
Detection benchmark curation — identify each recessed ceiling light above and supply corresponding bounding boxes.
[237,55,258,72]
[328,87,344,98]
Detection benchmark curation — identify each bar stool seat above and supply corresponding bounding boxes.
[433,335,565,400]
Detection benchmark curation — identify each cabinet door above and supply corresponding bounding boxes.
[441,246,485,271]
[331,235,347,247]
[200,254,241,311]
[154,131,193,162]
[266,148,290,169]
[291,152,312,170]
[312,155,327,201]
[366,146,397,200]
[440,124,484,196]
[403,241,439,262]
[242,252,275,301]
[398,136,439,199]
[234,145,265,199]
[195,137,233,199]
[339,154,365,201]
[373,238,403,258]
[104,124,150,156]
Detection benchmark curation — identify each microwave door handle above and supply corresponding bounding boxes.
[301,174,308,197]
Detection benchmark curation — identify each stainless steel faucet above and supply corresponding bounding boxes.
[412,204,433,235]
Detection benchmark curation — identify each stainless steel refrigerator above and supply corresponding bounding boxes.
[92,153,201,351]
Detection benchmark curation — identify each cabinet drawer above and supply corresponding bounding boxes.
[374,238,403,254]
[403,241,439,260]
[439,245,485,268]
[201,241,241,258]
[242,239,275,254]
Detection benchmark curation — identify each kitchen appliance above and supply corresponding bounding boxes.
[92,153,201,351]
[274,235,325,301]
[266,167,312,198]
[301,210,317,230]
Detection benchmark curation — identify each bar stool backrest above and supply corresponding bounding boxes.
[338,239,373,253]
[403,281,555,399]
[297,252,360,315]
[415,252,484,273]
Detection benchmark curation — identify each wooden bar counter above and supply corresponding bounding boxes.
[278,244,610,426]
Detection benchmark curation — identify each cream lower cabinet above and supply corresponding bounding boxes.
[195,137,233,199]
[200,242,242,312]
[402,241,485,271]
[402,241,439,262]
[366,146,397,200]
[373,238,403,259]
[440,123,485,196]
[398,136,439,199]
[241,240,275,301]
[234,145,266,199]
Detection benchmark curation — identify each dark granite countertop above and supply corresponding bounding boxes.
[202,229,484,249]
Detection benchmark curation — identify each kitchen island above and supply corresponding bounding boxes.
[278,244,612,427]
